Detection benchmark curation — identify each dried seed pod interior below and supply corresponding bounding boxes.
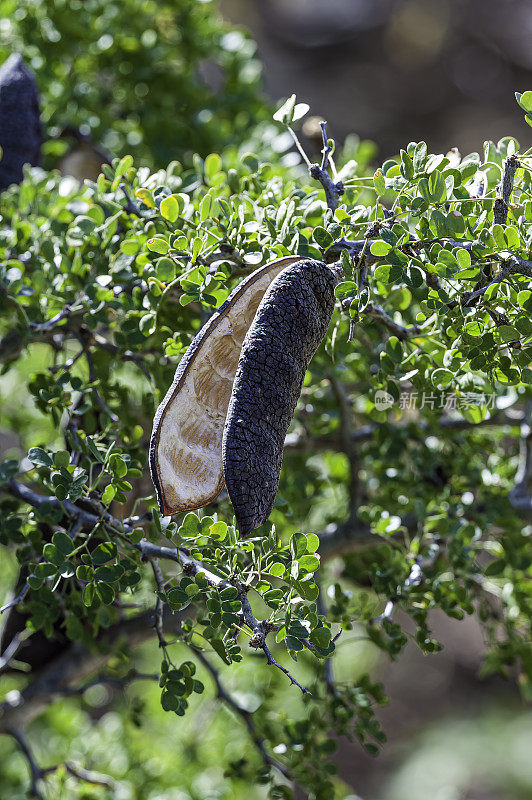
[150,256,302,516]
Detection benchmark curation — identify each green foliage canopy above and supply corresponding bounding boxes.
[0,98,531,798]
[0,0,270,168]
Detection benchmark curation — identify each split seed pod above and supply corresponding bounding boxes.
[150,256,302,516]
[222,259,337,537]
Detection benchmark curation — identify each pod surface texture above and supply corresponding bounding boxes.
[150,256,301,516]
[222,259,337,537]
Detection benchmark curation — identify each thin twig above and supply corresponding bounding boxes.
[261,641,311,695]
[308,121,344,212]
[194,650,292,779]
[29,304,74,332]
[149,558,168,650]
[328,372,361,511]
[119,183,147,218]
[365,302,421,340]
[1,581,30,615]
[7,728,44,799]
[493,155,519,226]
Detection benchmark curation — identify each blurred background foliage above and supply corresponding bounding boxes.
[0,0,272,170]
[0,1,532,799]
[221,0,532,157]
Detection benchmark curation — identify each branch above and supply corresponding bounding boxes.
[261,640,310,695]
[28,304,76,332]
[120,183,152,218]
[493,155,519,226]
[2,478,314,693]
[309,121,344,212]
[0,581,30,615]
[326,236,532,283]
[7,728,45,799]
[284,409,521,458]
[317,588,339,699]
[80,331,119,422]
[0,632,29,673]
[7,727,115,798]
[460,254,531,307]
[329,372,361,511]
[194,649,292,779]
[0,610,163,732]
[149,557,168,650]
[365,302,421,340]
[370,560,424,624]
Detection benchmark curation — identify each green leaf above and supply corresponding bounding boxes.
[160,195,180,222]
[83,583,96,607]
[291,532,307,559]
[102,484,116,506]
[161,691,179,712]
[220,586,239,601]
[155,257,176,283]
[273,94,309,124]
[96,582,115,604]
[43,543,63,566]
[94,565,123,583]
[313,226,333,249]
[495,325,520,344]
[431,368,453,387]
[285,635,304,651]
[370,241,392,257]
[52,531,74,556]
[335,280,358,300]
[413,141,427,173]
[373,169,386,196]
[205,153,222,178]
[310,627,332,649]
[92,541,117,565]
[516,90,532,114]
[209,521,227,540]
[298,554,320,572]
[518,290,532,312]
[54,450,70,469]
[147,237,170,254]
[28,447,52,468]
[428,170,446,203]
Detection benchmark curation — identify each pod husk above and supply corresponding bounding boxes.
[150,256,302,516]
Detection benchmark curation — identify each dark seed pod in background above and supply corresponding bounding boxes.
[0,54,41,191]
[222,259,337,538]
[150,256,302,516]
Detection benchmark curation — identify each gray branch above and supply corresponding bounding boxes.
[194,649,293,779]
[7,726,115,798]
[308,121,344,212]
[493,155,519,226]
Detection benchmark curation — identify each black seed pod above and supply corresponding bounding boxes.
[222,259,337,537]
[150,256,301,516]
[0,55,41,191]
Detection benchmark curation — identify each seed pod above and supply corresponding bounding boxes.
[150,256,302,516]
[222,259,337,537]
[0,54,41,190]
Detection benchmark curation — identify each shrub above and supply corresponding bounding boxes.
[0,0,270,168]
[0,98,531,797]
